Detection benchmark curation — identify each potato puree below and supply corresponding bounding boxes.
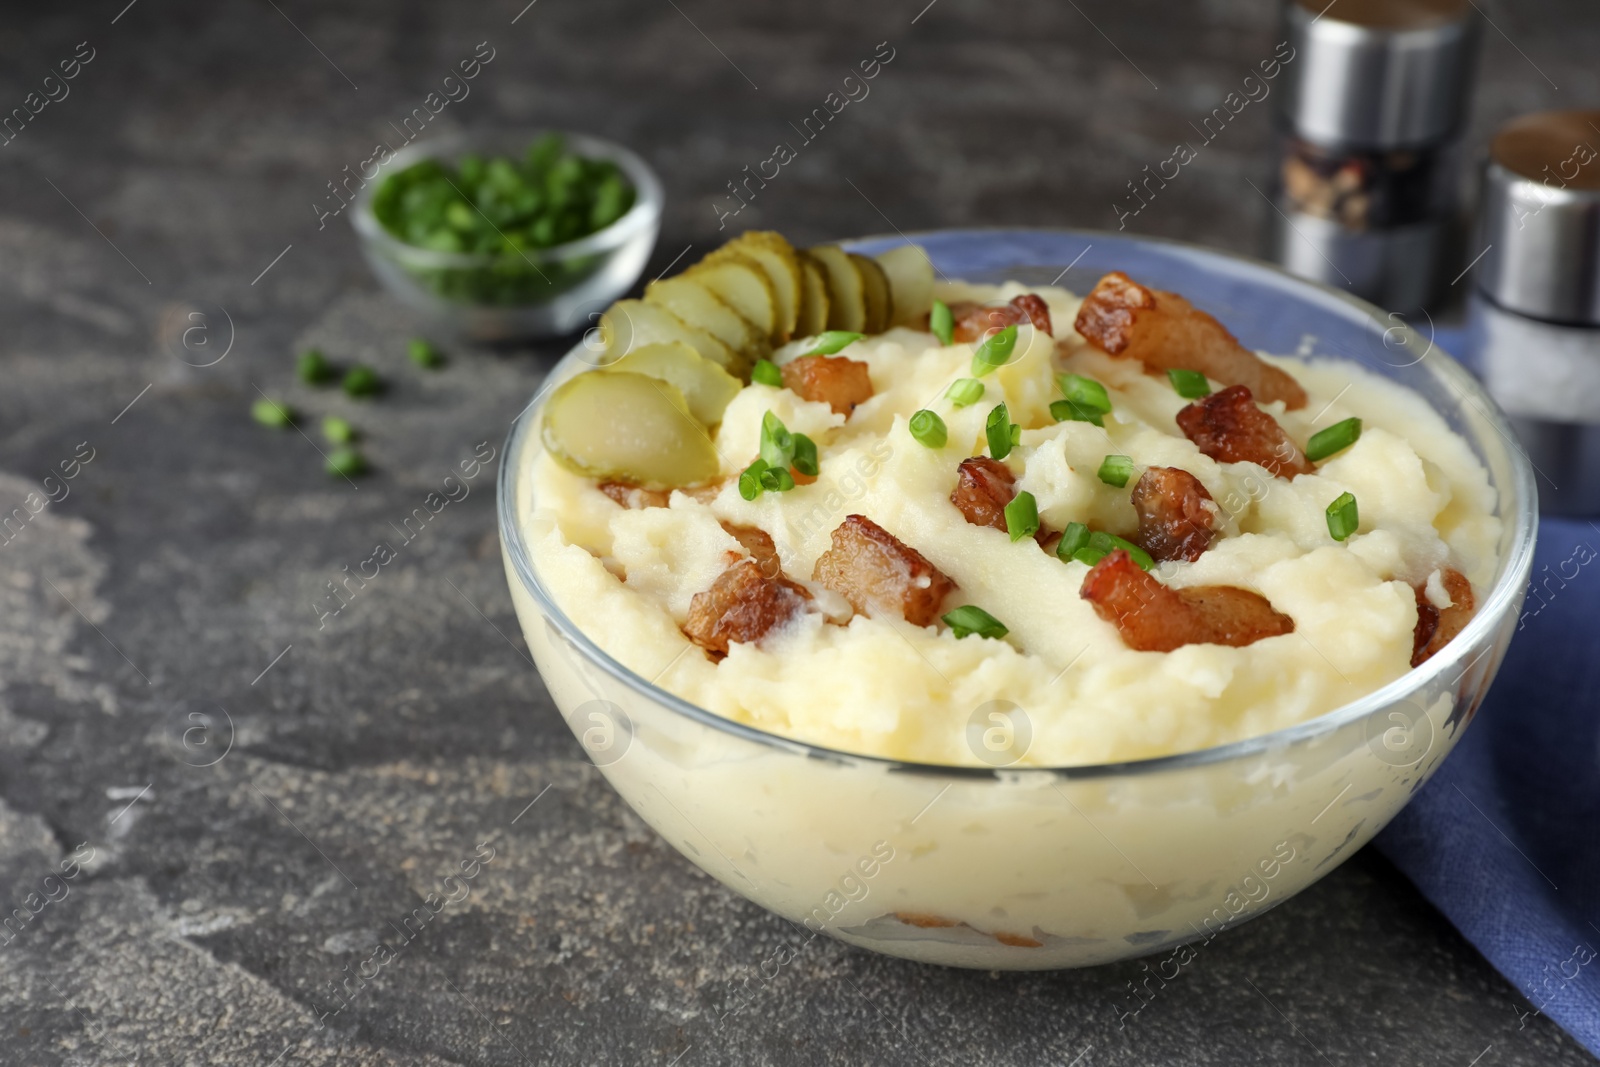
[521,282,1500,767]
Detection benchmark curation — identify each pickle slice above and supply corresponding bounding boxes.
[795,251,831,338]
[604,342,742,427]
[808,244,866,333]
[850,252,892,333]
[875,244,934,325]
[542,371,722,489]
[600,299,741,374]
[645,275,768,362]
[726,232,802,343]
[687,254,779,343]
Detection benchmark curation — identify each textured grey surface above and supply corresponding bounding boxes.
[0,0,1596,1064]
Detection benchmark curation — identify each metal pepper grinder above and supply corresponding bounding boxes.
[1269,0,1481,313]
[1470,109,1600,515]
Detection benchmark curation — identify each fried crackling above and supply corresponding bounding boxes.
[1132,466,1220,563]
[1411,568,1475,667]
[683,558,812,657]
[1080,549,1294,652]
[812,515,957,627]
[950,457,1017,532]
[781,355,874,415]
[949,293,1054,343]
[1176,385,1315,478]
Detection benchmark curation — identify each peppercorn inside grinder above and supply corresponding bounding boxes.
[1469,110,1600,516]
[1269,0,1480,313]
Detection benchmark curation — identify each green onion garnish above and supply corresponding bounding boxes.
[806,330,865,356]
[930,299,954,346]
[1326,491,1358,541]
[971,324,1018,377]
[342,365,381,398]
[1097,454,1135,488]
[986,403,1021,460]
[751,359,783,387]
[322,415,355,444]
[946,378,985,407]
[1306,417,1362,462]
[791,433,819,477]
[1005,491,1039,542]
[297,348,334,385]
[1057,374,1112,426]
[761,465,795,492]
[408,337,444,368]
[909,409,948,449]
[1166,368,1211,399]
[739,459,769,501]
[251,398,294,428]
[325,446,367,478]
[942,605,1009,640]
[1067,530,1154,571]
[759,411,795,469]
[1055,521,1091,562]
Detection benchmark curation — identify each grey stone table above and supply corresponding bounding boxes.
[0,0,1594,1063]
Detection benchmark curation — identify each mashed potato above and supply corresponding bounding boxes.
[522,282,1499,768]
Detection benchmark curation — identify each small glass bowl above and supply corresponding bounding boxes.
[497,229,1537,970]
[350,130,663,342]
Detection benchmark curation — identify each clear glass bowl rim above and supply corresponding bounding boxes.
[496,226,1539,783]
[349,128,665,270]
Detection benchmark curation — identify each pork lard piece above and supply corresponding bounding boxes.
[781,355,874,415]
[812,515,957,627]
[1176,385,1315,478]
[1411,568,1475,667]
[950,457,1017,532]
[1080,549,1294,652]
[683,559,811,657]
[721,522,782,579]
[1132,466,1220,563]
[1074,271,1308,410]
[950,294,1054,342]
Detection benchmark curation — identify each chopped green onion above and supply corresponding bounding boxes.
[759,411,795,469]
[1055,521,1091,562]
[1167,368,1211,399]
[1069,530,1154,571]
[408,337,444,368]
[297,348,334,385]
[1057,374,1112,423]
[1097,454,1135,488]
[971,324,1018,377]
[1306,417,1362,462]
[945,378,984,407]
[806,330,865,356]
[930,299,954,346]
[760,465,795,492]
[251,398,294,428]
[986,403,1020,460]
[942,605,1009,640]
[751,359,783,387]
[1049,399,1102,427]
[739,459,769,501]
[791,433,819,477]
[1005,491,1039,542]
[342,365,381,398]
[1326,491,1359,541]
[322,416,355,444]
[325,446,367,478]
[909,409,948,449]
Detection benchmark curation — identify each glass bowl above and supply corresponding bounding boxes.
[497,229,1537,970]
[350,130,663,342]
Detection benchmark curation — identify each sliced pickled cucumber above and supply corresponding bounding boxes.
[686,254,779,343]
[543,371,721,489]
[600,299,741,374]
[604,341,742,427]
[875,244,934,325]
[714,232,802,343]
[850,252,892,334]
[645,275,768,363]
[808,244,866,333]
[795,251,831,338]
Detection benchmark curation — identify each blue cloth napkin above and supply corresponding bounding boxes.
[1375,331,1600,1055]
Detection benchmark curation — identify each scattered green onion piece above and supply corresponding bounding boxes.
[759,411,795,470]
[739,459,769,501]
[751,359,783,387]
[343,365,381,398]
[1058,374,1112,419]
[909,409,948,449]
[251,398,294,428]
[408,337,444,368]
[970,324,1018,377]
[1326,491,1359,541]
[325,446,367,478]
[1097,454,1135,488]
[322,416,355,444]
[945,378,984,407]
[1005,491,1039,543]
[1085,531,1155,571]
[1167,368,1211,399]
[297,348,334,385]
[986,403,1019,460]
[806,331,865,356]
[1306,417,1362,462]
[942,605,1009,640]
[1055,522,1091,562]
[760,466,795,492]
[928,299,955,346]
[1049,399,1103,427]
[791,433,819,477]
